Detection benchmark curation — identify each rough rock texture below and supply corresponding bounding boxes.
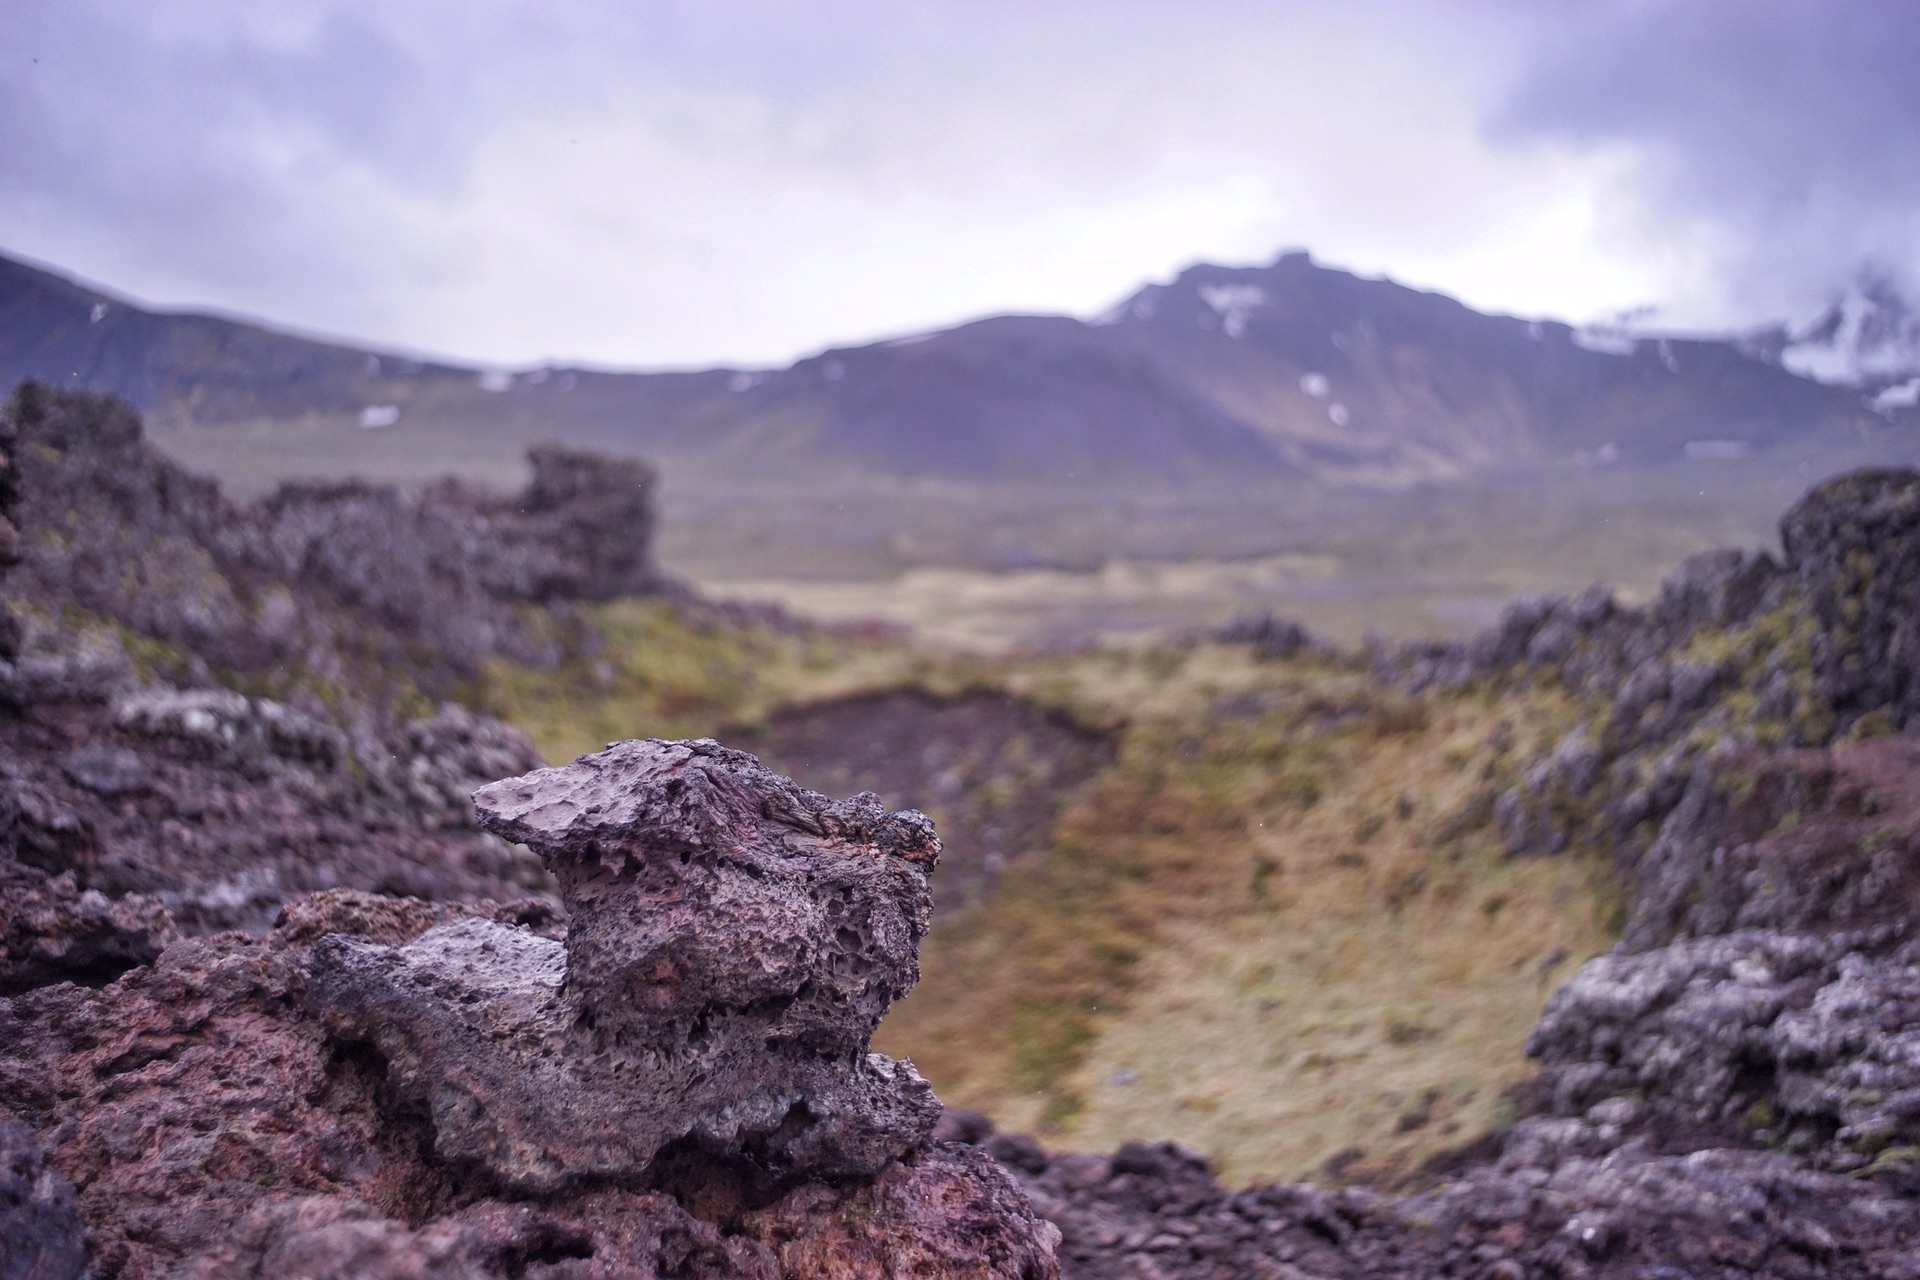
[935,1110,1920,1279]
[0,1118,86,1280]
[16,382,1920,1280]
[1782,468,1920,733]
[1019,468,1920,1277]
[1376,470,1920,867]
[1504,734,1920,1181]
[1526,928,1920,1172]
[0,670,551,940]
[0,384,1065,1277]
[4,857,1055,1278]
[316,739,944,1192]
[2,381,657,690]
[0,868,177,996]
[1622,738,1920,951]
[0,385,672,939]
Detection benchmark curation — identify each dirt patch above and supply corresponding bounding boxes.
[731,690,1114,915]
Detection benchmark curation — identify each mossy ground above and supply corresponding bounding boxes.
[480,611,1625,1189]
[471,599,982,762]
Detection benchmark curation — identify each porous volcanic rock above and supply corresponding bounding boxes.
[6,870,1056,1278]
[1377,469,1920,867]
[0,385,623,938]
[0,866,177,996]
[941,1109,1920,1280]
[3,381,658,689]
[0,676,552,937]
[0,1117,86,1280]
[315,738,945,1192]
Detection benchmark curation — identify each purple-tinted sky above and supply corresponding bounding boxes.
[3,1,1916,367]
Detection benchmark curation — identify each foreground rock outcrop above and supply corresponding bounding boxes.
[318,739,945,1192]
[2,744,1061,1278]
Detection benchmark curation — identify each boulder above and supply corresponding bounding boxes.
[314,739,945,1192]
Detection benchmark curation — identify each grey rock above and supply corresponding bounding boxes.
[111,687,347,775]
[59,747,148,798]
[1780,468,1920,732]
[0,868,178,995]
[315,739,944,1192]
[172,1197,494,1280]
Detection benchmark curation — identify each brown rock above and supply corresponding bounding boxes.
[0,866,177,996]
[744,1142,1061,1280]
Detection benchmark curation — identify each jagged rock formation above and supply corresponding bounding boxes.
[1512,735,1920,1178]
[1784,468,1920,730]
[317,739,945,1192]
[0,385,680,941]
[994,469,1920,1278]
[0,384,1065,1277]
[0,1117,85,1280]
[14,369,1920,1276]
[933,1109,1920,1279]
[1380,468,1920,864]
[2,380,657,692]
[0,666,552,946]
[3,794,1059,1278]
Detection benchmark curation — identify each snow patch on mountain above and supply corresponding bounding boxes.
[1198,284,1266,338]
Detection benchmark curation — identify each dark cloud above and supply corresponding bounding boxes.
[1494,1,1920,320]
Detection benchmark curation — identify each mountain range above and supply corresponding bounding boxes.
[3,248,1908,493]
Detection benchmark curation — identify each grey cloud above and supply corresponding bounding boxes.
[27,0,1890,366]
[1493,1,1920,320]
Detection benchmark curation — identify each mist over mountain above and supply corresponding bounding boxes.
[2,247,1903,495]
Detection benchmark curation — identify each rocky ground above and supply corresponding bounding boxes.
[10,386,1920,1277]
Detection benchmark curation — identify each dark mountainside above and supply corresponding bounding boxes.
[3,248,1904,492]
[14,388,1920,1275]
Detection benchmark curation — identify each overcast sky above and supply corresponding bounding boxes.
[3,1,1916,368]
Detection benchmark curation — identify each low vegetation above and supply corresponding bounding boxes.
[877,646,1622,1186]
[470,599,956,762]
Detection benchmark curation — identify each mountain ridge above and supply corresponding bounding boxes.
[2,247,1904,494]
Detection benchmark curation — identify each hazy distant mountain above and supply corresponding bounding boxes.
[0,248,1899,489]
